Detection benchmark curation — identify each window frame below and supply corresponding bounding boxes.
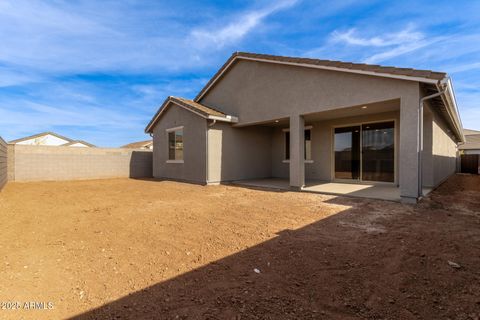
[282,126,314,163]
[166,126,184,163]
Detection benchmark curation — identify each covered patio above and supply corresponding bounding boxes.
[231,178,402,202]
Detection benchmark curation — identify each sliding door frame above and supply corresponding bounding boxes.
[331,118,397,185]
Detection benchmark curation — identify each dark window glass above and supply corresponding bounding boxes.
[175,130,183,160]
[334,126,360,179]
[305,129,311,160]
[285,129,311,161]
[285,132,290,160]
[168,132,175,160]
[362,121,394,182]
[168,129,184,160]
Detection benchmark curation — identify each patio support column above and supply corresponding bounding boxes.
[289,114,305,190]
[399,91,421,203]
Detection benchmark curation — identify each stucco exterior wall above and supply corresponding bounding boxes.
[431,106,458,186]
[0,137,7,190]
[200,60,420,126]
[422,104,435,188]
[152,105,207,184]
[10,145,152,181]
[207,123,272,183]
[200,59,422,200]
[271,111,401,182]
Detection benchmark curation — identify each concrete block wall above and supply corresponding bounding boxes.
[7,144,15,182]
[10,145,153,182]
[0,137,6,190]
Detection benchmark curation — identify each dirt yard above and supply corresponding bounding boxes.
[0,175,479,319]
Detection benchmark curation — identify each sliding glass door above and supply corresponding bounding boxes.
[334,126,360,180]
[362,122,395,182]
[334,121,395,183]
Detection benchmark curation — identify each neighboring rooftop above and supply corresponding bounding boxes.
[121,140,153,149]
[61,140,96,147]
[459,129,480,150]
[463,128,480,136]
[9,131,95,147]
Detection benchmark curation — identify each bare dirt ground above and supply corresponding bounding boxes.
[0,174,479,320]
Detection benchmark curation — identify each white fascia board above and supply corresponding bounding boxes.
[446,78,465,142]
[282,125,313,132]
[208,115,238,123]
[166,126,184,132]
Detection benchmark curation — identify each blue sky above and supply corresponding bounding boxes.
[0,0,479,147]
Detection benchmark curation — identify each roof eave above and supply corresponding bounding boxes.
[438,78,465,143]
[194,54,442,103]
[145,97,236,133]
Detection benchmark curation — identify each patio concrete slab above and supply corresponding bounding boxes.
[232,178,401,201]
[303,181,401,201]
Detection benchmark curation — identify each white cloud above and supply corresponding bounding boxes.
[363,38,441,64]
[190,0,298,49]
[331,26,424,47]
[330,25,444,64]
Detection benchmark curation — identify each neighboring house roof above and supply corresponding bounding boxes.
[145,96,238,133]
[9,131,74,144]
[121,140,153,149]
[463,128,480,136]
[61,140,96,147]
[194,52,448,102]
[9,132,95,147]
[459,132,480,150]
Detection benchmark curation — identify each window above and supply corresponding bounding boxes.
[305,129,311,161]
[167,127,183,162]
[285,131,290,160]
[284,128,312,161]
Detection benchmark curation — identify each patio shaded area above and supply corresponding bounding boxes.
[232,178,402,201]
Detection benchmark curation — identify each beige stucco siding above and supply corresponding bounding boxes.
[422,105,434,188]
[431,106,457,186]
[207,122,272,183]
[200,60,420,125]
[271,111,400,182]
[199,59,423,200]
[152,105,207,184]
[421,103,458,188]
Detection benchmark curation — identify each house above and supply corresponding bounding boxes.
[145,52,464,203]
[460,129,480,154]
[9,132,95,147]
[121,140,153,150]
[458,129,480,174]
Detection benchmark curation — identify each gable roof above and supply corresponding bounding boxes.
[459,133,480,150]
[464,128,480,136]
[121,140,153,149]
[145,96,238,133]
[194,52,448,102]
[61,140,96,147]
[9,131,74,144]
